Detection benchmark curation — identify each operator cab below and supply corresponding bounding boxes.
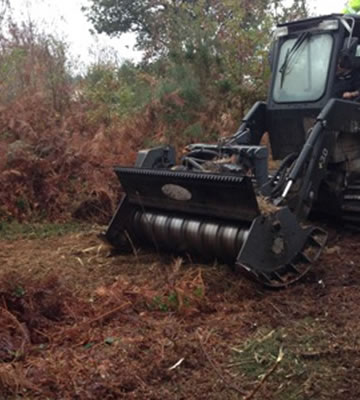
[267,14,360,159]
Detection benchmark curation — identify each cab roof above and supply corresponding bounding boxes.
[277,14,360,28]
[277,14,360,36]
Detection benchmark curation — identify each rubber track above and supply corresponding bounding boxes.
[342,178,360,230]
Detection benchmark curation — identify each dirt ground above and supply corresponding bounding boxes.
[0,224,360,399]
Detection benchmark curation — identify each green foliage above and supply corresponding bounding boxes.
[0,221,85,240]
[83,0,155,37]
[0,21,71,111]
[149,284,204,312]
[83,0,310,144]
[154,62,204,129]
[344,0,360,13]
[231,318,340,399]
[150,295,170,312]
[150,292,180,312]
[183,122,204,141]
[15,196,27,211]
[84,0,309,58]
[84,64,134,123]
[83,61,152,124]
[13,285,26,298]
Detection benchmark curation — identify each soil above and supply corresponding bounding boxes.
[0,225,360,399]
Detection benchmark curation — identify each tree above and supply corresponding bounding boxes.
[344,0,360,13]
[0,0,10,26]
[83,0,310,139]
[83,0,309,58]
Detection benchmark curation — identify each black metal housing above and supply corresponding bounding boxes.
[105,14,360,287]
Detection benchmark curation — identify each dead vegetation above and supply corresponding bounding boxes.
[0,92,148,222]
[1,13,359,400]
[0,18,253,224]
[0,225,360,399]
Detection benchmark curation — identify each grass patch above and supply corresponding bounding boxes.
[0,220,87,240]
[230,318,342,399]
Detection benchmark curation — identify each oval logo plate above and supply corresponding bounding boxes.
[161,184,192,201]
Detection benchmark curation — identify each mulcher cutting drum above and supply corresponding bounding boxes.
[105,167,326,287]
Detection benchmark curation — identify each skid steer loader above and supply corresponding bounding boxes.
[105,14,360,287]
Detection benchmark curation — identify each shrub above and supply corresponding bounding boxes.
[83,61,152,125]
[0,20,71,112]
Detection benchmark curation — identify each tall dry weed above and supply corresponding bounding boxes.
[0,20,260,223]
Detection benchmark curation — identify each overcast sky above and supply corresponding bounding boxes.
[8,0,141,72]
[7,0,347,72]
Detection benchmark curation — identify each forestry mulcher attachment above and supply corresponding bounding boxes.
[106,14,360,287]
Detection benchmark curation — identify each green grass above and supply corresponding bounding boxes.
[230,318,342,399]
[0,220,86,240]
